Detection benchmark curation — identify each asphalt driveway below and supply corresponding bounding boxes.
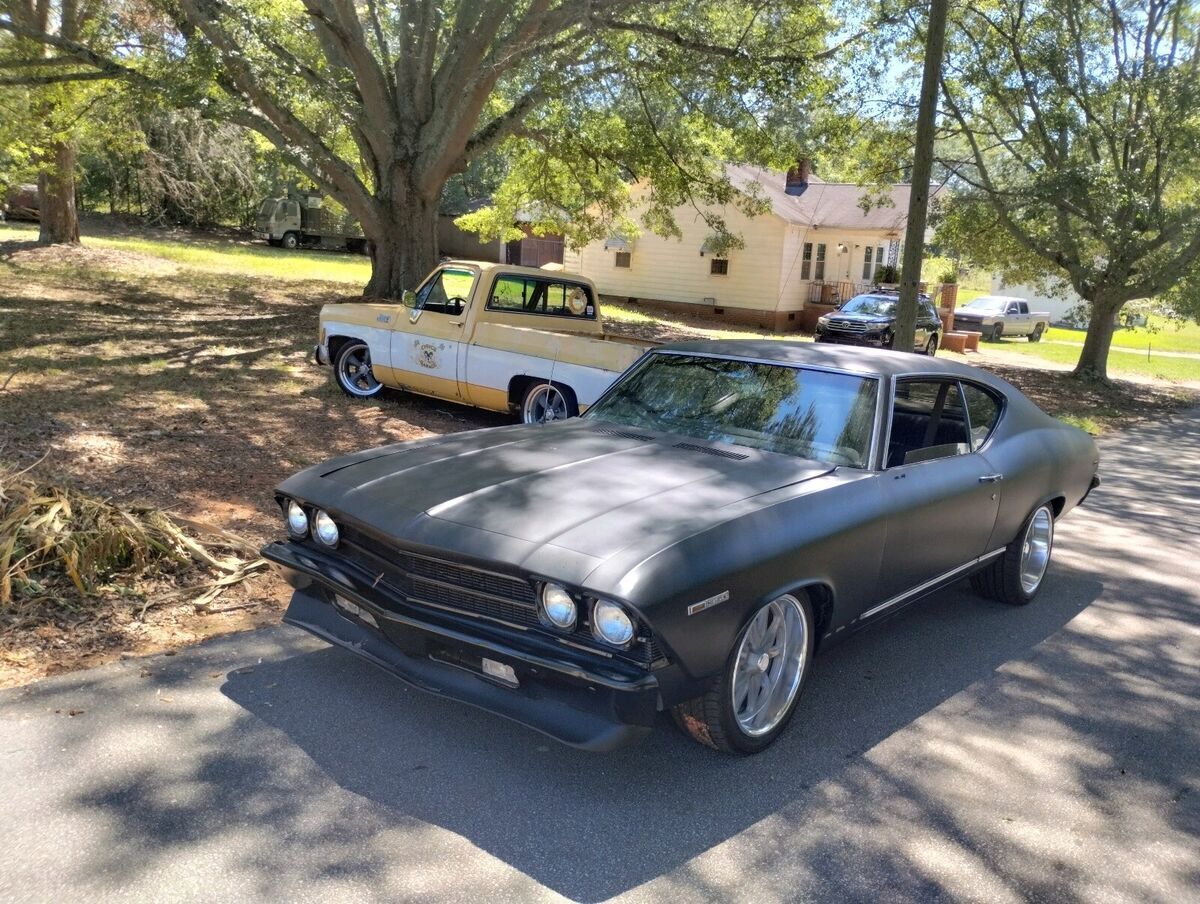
[1,411,1197,903]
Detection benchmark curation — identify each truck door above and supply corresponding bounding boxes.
[391,266,474,400]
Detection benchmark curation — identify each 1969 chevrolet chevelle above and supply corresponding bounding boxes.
[262,342,1100,754]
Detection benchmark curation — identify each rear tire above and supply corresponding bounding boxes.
[520,382,577,424]
[970,504,1055,606]
[925,333,939,356]
[672,593,815,755]
[1028,324,1044,343]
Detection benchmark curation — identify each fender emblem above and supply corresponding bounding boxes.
[377,314,390,323]
[688,590,729,616]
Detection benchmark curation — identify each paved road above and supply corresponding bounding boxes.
[1,414,1197,904]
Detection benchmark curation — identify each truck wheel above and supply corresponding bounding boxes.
[989,323,1004,342]
[672,593,815,755]
[334,340,384,398]
[1028,324,1044,343]
[281,232,299,250]
[521,382,577,424]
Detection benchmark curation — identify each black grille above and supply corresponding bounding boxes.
[334,526,665,667]
[673,442,748,460]
[827,319,869,332]
[593,427,655,441]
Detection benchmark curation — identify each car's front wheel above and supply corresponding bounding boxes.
[970,503,1055,605]
[334,340,385,398]
[672,592,815,754]
[989,323,1004,342]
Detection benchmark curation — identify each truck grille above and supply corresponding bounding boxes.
[335,526,665,667]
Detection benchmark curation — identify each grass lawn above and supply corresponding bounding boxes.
[1046,315,1200,355]
[990,336,1200,383]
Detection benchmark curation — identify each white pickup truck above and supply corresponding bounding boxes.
[315,261,652,423]
[952,296,1051,342]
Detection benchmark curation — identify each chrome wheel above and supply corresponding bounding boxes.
[522,383,570,424]
[1019,505,1054,594]
[730,595,810,737]
[336,342,383,397]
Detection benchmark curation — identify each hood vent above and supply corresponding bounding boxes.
[594,427,655,441]
[673,442,749,461]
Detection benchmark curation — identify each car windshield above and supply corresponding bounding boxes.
[586,354,879,468]
[840,295,895,316]
[962,297,1010,312]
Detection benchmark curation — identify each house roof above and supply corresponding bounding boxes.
[725,164,931,233]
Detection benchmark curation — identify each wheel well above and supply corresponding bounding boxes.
[326,334,359,364]
[802,583,836,650]
[1048,495,1066,517]
[508,375,577,412]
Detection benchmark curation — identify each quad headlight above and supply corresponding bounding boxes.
[539,582,577,631]
[286,500,308,537]
[592,599,635,647]
[313,509,339,547]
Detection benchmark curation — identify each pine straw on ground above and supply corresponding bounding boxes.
[0,458,269,682]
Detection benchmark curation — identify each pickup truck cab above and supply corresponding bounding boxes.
[315,261,651,422]
[952,296,1050,342]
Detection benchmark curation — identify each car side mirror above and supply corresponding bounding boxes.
[401,289,416,308]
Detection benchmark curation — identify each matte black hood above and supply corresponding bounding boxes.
[277,419,836,584]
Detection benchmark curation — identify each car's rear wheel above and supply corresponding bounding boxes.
[672,592,814,755]
[925,333,939,356]
[970,504,1055,605]
[334,340,384,398]
[1028,324,1044,343]
[521,382,576,424]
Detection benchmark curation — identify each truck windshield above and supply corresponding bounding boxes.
[414,267,476,316]
[962,297,1010,312]
[257,199,278,217]
[586,353,878,468]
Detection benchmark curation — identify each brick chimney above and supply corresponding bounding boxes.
[785,158,811,196]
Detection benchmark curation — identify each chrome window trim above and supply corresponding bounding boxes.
[881,374,988,470]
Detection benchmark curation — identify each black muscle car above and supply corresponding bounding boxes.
[814,292,943,355]
[262,342,1100,754]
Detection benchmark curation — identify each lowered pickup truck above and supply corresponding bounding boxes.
[952,296,1050,342]
[316,261,651,422]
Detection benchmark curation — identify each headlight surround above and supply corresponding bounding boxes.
[539,582,577,631]
[591,599,635,647]
[286,500,309,537]
[313,509,339,547]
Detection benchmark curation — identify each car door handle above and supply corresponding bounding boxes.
[978,474,1004,483]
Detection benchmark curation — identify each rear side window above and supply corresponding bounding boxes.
[887,379,970,467]
[960,382,1002,450]
[1019,302,1029,314]
[487,276,595,319]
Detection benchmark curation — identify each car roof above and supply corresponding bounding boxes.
[653,339,1013,388]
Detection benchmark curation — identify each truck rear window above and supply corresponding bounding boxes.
[487,275,595,319]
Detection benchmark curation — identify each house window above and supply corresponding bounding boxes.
[614,251,631,268]
[801,242,812,280]
[814,243,826,281]
[862,246,874,280]
[710,258,729,276]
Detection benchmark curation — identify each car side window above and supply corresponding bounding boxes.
[487,276,595,319]
[960,382,1003,451]
[887,379,971,467]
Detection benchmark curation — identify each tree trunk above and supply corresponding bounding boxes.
[37,140,81,246]
[363,193,440,299]
[1073,299,1122,382]
[895,0,950,352]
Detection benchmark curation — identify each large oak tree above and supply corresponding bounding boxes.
[934,0,1200,381]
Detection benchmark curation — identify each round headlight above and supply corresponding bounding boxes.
[592,599,635,647]
[313,510,339,547]
[286,500,308,537]
[539,583,577,631]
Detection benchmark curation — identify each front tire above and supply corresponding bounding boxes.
[672,593,815,755]
[334,340,385,398]
[970,504,1055,605]
[989,323,1004,342]
[281,231,299,250]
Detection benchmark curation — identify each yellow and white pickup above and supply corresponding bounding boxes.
[315,261,652,422]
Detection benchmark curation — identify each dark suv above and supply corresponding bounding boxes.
[813,292,942,355]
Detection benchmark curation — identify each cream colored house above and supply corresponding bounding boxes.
[562,164,921,332]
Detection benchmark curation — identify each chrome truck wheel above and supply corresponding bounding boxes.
[521,382,574,424]
[334,340,384,398]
